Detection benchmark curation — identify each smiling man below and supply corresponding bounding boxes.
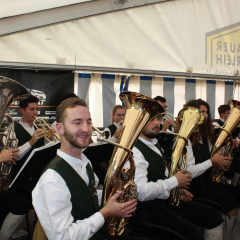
[32,98,140,240]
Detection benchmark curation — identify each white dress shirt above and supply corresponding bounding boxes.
[103,122,120,143]
[186,139,212,179]
[32,149,105,240]
[126,136,178,202]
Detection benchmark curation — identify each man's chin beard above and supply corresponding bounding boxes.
[64,132,89,149]
[143,132,159,139]
[68,139,88,149]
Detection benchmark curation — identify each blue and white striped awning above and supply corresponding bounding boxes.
[76,73,238,128]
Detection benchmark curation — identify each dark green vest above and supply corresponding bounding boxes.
[215,119,224,127]
[191,141,210,182]
[12,123,44,177]
[107,124,117,137]
[46,155,103,240]
[134,139,167,206]
[135,139,166,182]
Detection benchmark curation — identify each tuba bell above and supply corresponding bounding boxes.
[169,107,206,207]
[0,76,29,187]
[210,100,240,182]
[102,91,164,236]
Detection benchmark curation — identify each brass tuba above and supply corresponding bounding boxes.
[0,76,29,186]
[169,107,206,207]
[210,100,240,182]
[1,114,18,178]
[102,91,164,236]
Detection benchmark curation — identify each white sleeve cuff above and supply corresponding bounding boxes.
[167,176,179,190]
[93,212,105,229]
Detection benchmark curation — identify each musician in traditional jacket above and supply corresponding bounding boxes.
[185,99,240,240]
[125,115,224,240]
[104,105,125,142]
[32,98,147,240]
[213,104,240,185]
[153,96,174,165]
[9,95,45,179]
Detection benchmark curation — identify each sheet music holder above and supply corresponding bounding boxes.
[9,141,60,192]
[83,142,114,184]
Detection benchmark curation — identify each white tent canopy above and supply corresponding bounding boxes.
[0,0,239,76]
[1,0,240,127]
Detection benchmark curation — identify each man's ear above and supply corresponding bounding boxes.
[56,123,64,135]
[19,107,24,114]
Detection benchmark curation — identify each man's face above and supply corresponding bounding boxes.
[20,102,38,123]
[221,110,230,122]
[157,100,167,111]
[112,108,125,123]
[142,117,160,140]
[61,106,92,149]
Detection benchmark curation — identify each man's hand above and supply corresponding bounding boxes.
[174,170,192,189]
[100,192,137,220]
[113,127,122,139]
[210,152,232,170]
[161,119,172,132]
[174,118,180,133]
[232,138,239,149]
[180,189,193,202]
[0,149,20,165]
[29,129,45,146]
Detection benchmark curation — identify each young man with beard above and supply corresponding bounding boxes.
[126,116,224,240]
[32,98,141,240]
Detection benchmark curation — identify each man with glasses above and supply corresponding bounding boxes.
[214,104,231,127]
[153,96,174,166]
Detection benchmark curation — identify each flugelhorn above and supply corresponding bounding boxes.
[210,100,240,182]
[169,107,206,207]
[102,91,164,236]
[34,118,60,143]
[163,112,177,129]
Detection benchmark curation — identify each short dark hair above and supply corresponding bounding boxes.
[19,95,39,109]
[56,97,87,124]
[153,96,166,103]
[218,105,230,116]
[61,93,78,102]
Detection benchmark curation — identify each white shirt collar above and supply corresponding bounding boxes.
[19,119,35,129]
[57,149,89,169]
[113,122,120,128]
[220,118,225,123]
[139,136,158,146]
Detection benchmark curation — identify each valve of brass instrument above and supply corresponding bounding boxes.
[34,118,60,143]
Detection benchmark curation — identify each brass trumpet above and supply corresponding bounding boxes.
[163,112,177,129]
[34,118,60,143]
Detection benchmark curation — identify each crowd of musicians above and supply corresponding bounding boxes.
[0,92,240,240]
